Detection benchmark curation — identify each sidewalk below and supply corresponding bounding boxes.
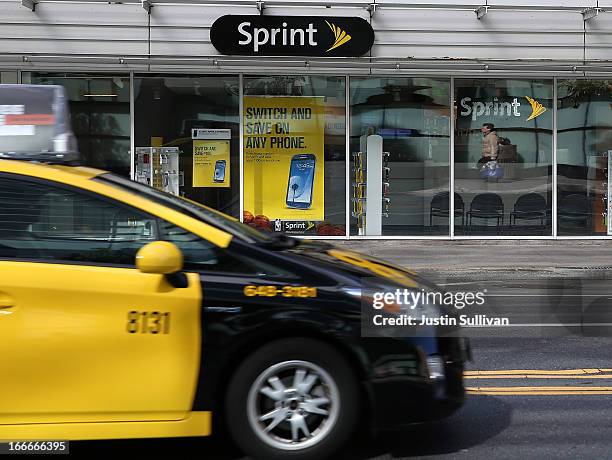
[333,240,612,280]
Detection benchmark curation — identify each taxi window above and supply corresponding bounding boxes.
[0,175,156,265]
[159,220,294,277]
[159,220,218,268]
[94,173,273,244]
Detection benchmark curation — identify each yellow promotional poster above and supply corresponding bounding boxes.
[243,96,325,222]
[193,139,230,188]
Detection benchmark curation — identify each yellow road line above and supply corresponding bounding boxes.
[464,370,612,395]
[465,369,606,375]
[467,386,612,391]
[468,386,612,395]
[468,390,612,395]
[467,375,612,379]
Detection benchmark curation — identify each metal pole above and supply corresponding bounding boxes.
[450,76,455,238]
[129,70,135,181]
[239,73,244,222]
[552,76,558,238]
[345,75,350,239]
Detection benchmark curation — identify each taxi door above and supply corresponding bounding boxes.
[0,174,202,425]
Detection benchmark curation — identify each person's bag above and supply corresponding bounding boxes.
[497,135,517,163]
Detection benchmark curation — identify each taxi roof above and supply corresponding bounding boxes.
[0,158,106,182]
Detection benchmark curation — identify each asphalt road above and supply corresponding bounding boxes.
[68,276,612,459]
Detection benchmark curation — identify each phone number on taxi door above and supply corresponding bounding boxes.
[243,285,317,298]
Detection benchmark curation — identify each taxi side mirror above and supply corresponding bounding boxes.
[136,241,183,275]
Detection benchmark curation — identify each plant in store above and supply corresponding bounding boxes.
[560,79,612,108]
[559,79,612,166]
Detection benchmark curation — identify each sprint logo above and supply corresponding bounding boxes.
[211,15,374,57]
[282,221,316,232]
[460,96,547,121]
[325,21,352,52]
[235,20,354,53]
[525,96,546,121]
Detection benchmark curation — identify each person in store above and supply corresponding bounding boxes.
[478,122,499,166]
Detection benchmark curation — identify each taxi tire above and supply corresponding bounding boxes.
[225,338,359,460]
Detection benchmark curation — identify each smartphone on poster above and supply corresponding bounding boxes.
[286,154,316,209]
[213,159,226,183]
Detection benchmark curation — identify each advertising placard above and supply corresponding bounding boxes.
[192,129,231,188]
[243,96,325,222]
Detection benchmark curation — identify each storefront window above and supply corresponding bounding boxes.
[134,75,240,217]
[24,73,131,176]
[557,79,612,236]
[243,75,346,236]
[0,72,18,84]
[350,77,450,236]
[454,79,553,236]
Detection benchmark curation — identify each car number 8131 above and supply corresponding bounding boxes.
[126,311,170,334]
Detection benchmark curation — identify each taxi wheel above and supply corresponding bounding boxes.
[225,338,359,460]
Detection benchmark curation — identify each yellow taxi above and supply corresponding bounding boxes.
[0,85,467,460]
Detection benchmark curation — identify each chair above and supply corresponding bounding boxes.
[430,192,465,229]
[467,193,504,234]
[558,194,591,231]
[510,193,548,229]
